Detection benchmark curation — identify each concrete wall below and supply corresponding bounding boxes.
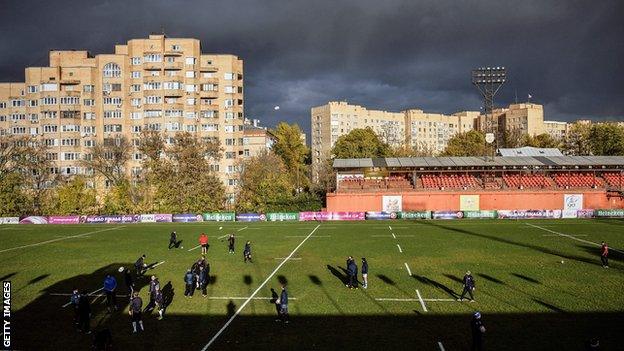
[326,190,624,212]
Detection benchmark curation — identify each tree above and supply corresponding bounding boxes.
[236,151,295,213]
[81,135,131,187]
[20,141,60,214]
[441,130,486,156]
[271,122,309,190]
[391,143,435,157]
[138,131,225,212]
[521,133,561,149]
[331,127,391,159]
[589,123,624,156]
[564,122,592,155]
[0,171,29,216]
[54,177,98,215]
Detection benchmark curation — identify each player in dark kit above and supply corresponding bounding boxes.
[135,254,147,276]
[601,241,609,268]
[169,231,178,249]
[459,271,476,302]
[276,285,289,323]
[361,258,369,289]
[129,292,144,333]
[103,274,118,312]
[347,258,358,289]
[78,291,92,334]
[244,241,252,263]
[123,268,134,295]
[155,288,165,320]
[471,312,486,351]
[144,275,160,313]
[228,234,235,254]
[198,265,208,297]
[184,269,195,298]
[70,288,80,326]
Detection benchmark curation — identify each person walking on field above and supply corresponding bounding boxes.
[135,254,147,276]
[144,275,160,313]
[244,241,252,263]
[471,312,486,351]
[198,265,208,297]
[184,269,195,298]
[155,288,165,320]
[70,288,80,326]
[228,234,235,254]
[275,285,289,323]
[347,258,358,289]
[601,241,609,268]
[78,291,92,334]
[123,268,134,295]
[103,274,118,312]
[459,271,476,302]
[199,233,209,255]
[169,231,178,249]
[129,292,144,333]
[361,257,369,289]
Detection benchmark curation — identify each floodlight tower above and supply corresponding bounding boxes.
[471,67,506,160]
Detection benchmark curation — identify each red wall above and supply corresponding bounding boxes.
[326,190,624,212]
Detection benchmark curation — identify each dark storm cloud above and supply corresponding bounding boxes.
[1,0,623,136]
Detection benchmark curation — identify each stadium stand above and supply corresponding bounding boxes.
[553,172,603,188]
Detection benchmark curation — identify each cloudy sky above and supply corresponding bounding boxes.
[1,0,622,137]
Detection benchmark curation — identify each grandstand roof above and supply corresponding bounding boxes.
[333,156,624,169]
[497,147,563,157]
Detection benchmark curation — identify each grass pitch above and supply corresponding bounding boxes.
[1,219,623,350]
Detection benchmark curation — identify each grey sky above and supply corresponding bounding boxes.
[1,0,622,137]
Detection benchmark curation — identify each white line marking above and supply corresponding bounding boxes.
[416,289,428,312]
[438,341,446,351]
[188,245,201,251]
[0,226,126,254]
[392,233,397,239]
[397,244,403,253]
[375,297,458,302]
[207,296,297,300]
[285,235,331,238]
[217,234,229,239]
[237,226,248,232]
[62,287,103,307]
[376,298,419,301]
[201,224,320,350]
[389,225,392,231]
[273,257,302,260]
[526,223,624,254]
[150,261,166,269]
[542,234,587,237]
[404,262,412,276]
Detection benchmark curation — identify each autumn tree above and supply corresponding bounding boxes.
[81,135,131,187]
[331,127,391,159]
[589,123,624,156]
[441,130,486,156]
[271,122,310,190]
[564,122,592,155]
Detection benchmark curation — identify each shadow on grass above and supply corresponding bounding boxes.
[243,275,253,286]
[326,265,347,285]
[28,274,49,285]
[533,299,566,313]
[511,273,540,284]
[412,275,459,298]
[0,272,18,281]
[477,273,505,285]
[376,274,395,285]
[420,221,618,270]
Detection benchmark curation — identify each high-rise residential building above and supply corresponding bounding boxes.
[544,120,569,140]
[477,103,545,143]
[310,101,479,180]
[0,34,245,202]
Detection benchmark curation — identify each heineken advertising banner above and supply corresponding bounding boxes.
[365,212,398,220]
[236,213,266,222]
[432,211,464,219]
[594,209,624,218]
[267,213,299,221]
[398,211,431,219]
[463,210,497,219]
[203,212,236,222]
[172,214,204,222]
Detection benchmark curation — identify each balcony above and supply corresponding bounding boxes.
[143,62,162,71]
[199,90,218,99]
[199,77,219,85]
[164,50,183,56]
[60,79,81,85]
[164,62,183,70]
[199,64,218,72]
[164,89,184,97]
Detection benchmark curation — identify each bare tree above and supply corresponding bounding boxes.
[81,134,131,186]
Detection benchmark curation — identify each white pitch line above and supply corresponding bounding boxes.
[188,244,201,251]
[392,233,397,239]
[526,223,624,254]
[0,226,126,254]
[375,297,458,302]
[438,341,446,351]
[207,296,297,300]
[397,244,403,253]
[404,262,412,276]
[542,234,587,237]
[376,298,419,301]
[273,257,302,260]
[62,287,103,307]
[389,225,392,231]
[285,235,331,238]
[237,226,248,232]
[150,261,166,269]
[416,289,428,312]
[201,224,321,350]
[217,234,229,239]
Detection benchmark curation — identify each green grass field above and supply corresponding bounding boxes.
[1,219,623,350]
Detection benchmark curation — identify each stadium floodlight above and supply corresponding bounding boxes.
[472,66,507,161]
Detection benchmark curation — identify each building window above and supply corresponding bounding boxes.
[27,85,38,93]
[224,73,235,80]
[144,53,162,62]
[131,57,142,65]
[103,62,122,78]
[185,71,196,78]
[41,83,58,92]
[131,71,141,78]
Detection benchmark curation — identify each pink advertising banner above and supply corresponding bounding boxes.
[48,216,81,224]
[299,212,365,221]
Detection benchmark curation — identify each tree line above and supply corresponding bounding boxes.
[0,122,321,216]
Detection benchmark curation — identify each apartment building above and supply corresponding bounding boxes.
[242,124,276,159]
[310,101,479,180]
[544,120,569,140]
[477,103,545,143]
[0,34,245,202]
